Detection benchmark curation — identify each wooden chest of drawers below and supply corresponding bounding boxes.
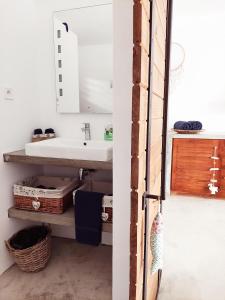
[171,138,225,198]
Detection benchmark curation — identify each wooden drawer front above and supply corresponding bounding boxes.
[217,140,225,197]
[172,170,211,196]
[171,139,221,196]
[219,140,225,172]
[173,139,220,161]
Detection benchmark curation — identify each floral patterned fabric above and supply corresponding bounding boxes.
[150,212,163,274]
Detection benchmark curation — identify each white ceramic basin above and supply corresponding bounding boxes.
[25,138,113,162]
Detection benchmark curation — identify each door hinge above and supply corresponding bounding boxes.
[142,192,161,210]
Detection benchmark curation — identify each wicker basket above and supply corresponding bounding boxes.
[102,195,113,223]
[92,181,113,224]
[14,176,79,214]
[173,129,205,134]
[32,133,56,143]
[5,226,51,272]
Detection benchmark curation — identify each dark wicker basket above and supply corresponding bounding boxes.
[5,226,51,272]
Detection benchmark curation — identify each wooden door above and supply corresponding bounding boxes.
[130,0,173,299]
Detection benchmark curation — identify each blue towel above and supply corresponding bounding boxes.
[75,191,103,246]
[174,121,203,130]
[174,121,192,130]
[188,121,202,130]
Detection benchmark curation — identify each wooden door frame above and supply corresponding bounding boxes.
[130,0,173,299]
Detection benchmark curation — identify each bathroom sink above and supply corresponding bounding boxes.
[25,138,113,162]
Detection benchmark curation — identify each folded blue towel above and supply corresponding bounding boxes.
[174,121,192,130]
[174,121,203,130]
[188,121,202,130]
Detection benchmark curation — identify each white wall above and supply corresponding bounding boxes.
[113,0,133,299]
[0,0,114,276]
[0,4,134,300]
[35,0,112,140]
[168,1,225,132]
[0,0,42,275]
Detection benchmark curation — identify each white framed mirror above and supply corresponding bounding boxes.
[54,4,113,114]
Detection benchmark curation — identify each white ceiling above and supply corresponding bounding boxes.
[55,4,112,46]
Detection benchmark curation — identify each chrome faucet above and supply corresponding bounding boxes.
[81,123,91,140]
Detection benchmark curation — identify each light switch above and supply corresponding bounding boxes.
[4,88,14,100]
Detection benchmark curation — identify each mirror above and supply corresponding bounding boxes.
[54,4,113,114]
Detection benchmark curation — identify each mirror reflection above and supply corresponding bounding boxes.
[54,4,113,114]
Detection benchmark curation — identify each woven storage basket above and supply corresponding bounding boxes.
[92,181,113,224]
[102,195,113,223]
[32,133,56,143]
[5,226,51,272]
[14,176,79,214]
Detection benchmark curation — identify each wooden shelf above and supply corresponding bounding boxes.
[3,150,112,170]
[8,207,112,233]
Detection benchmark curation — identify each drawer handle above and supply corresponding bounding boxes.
[209,168,220,171]
[211,156,220,160]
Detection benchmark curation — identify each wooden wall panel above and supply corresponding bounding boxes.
[134,1,150,52]
[151,94,164,119]
[131,153,147,191]
[155,0,166,34]
[144,0,168,298]
[132,120,148,157]
[133,45,149,88]
[154,10,166,48]
[149,118,163,144]
[131,0,170,298]
[130,1,150,299]
[152,66,165,99]
[132,86,149,123]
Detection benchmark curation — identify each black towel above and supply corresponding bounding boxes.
[188,121,202,130]
[75,191,103,246]
[174,121,192,130]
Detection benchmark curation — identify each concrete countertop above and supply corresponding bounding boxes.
[3,149,112,171]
